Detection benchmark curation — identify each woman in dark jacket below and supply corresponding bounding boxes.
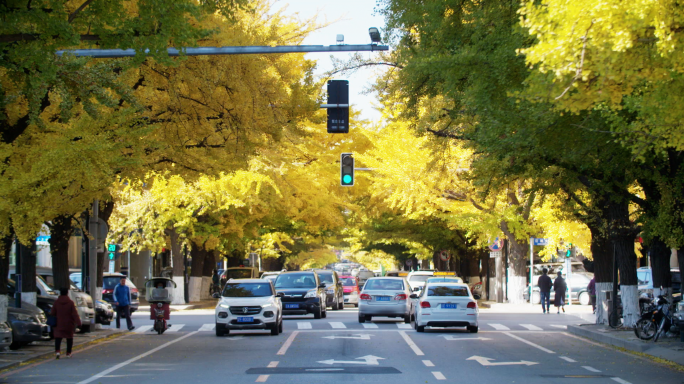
[553,272,567,314]
[50,287,82,359]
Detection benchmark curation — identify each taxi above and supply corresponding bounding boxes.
[411,282,478,333]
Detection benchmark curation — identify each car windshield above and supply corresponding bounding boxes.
[39,275,79,292]
[364,279,404,290]
[427,277,462,284]
[428,286,469,296]
[275,273,317,289]
[224,269,253,279]
[263,275,278,281]
[317,273,334,284]
[103,276,137,290]
[637,271,650,285]
[409,275,431,283]
[222,283,273,297]
[340,278,356,286]
[36,276,57,295]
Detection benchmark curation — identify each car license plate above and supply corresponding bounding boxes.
[285,304,299,309]
[237,317,253,323]
[376,296,391,302]
[441,303,457,309]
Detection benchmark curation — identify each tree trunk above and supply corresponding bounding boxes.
[201,250,216,300]
[96,201,115,297]
[609,200,639,327]
[501,221,528,304]
[647,237,672,300]
[167,228,185,304]
[261,254,284,271]
[20,240,37,305]
[188,244,206,302]
[588,222,612,324]
[0,231,12,323]
[48,215,74,292]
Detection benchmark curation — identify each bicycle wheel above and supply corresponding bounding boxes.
[634,319,656,340]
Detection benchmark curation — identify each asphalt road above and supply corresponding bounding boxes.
[3,307,681,384]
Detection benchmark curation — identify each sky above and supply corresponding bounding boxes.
[273,0,387,122]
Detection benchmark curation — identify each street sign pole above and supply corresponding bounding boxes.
[529,238,534,300]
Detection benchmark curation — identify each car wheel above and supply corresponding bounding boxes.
[9,341,24,350]
[278,319,283,333]
[358,315,365,323]
[468,326,478,333]
[314,306,322,319]
[578,292,590,306]
[80,324,91,333]
[531,291,541,305]
[332,297,339,311]
[215,323,225,337]
[365,315,372,322]
[416,324,425,332]
[354,303,358,308]
[403,314,411,323]
[271,323,279,335]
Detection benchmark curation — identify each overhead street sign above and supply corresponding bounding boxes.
[532,238,549,246]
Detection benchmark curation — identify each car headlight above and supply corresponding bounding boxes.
[304,290,317,298]
[261,303,274,308]
[219,303,230,309]
[9,313,34,322]
[75,297,85,306]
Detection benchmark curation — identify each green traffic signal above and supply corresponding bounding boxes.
[343,174,352,184]
[340,153,354,186]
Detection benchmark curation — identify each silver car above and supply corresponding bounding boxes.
[358,277,413,323]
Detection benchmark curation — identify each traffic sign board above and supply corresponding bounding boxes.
[405,260,413,267]
[532,238,549,246]
[488,238,503,251]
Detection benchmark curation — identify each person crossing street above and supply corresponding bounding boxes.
[538,268,552,314]
[114,276,135,331]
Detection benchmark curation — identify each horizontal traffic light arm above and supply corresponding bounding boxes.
[320,104,350,108]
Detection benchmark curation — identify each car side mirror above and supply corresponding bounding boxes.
[212,292,220,299]
[276,292,284,297]
[410,294,418,299]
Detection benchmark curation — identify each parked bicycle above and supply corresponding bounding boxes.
[634,294,680,341]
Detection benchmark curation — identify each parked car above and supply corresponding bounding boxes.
[524,272,593,305]
[314,270,344,310]
[95,299,114,325]
[411,283,479,333]
[214,279,283,336]
[637,267,681,296]
[274,271,327,319]
[7,278,56,319]
[0,322,12,351]
[358,277,413,323]
[7,300,49,350]
[340,275,360,307]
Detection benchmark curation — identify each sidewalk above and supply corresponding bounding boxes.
[138,298,217,311]
[0,327,127,373]
[568,324,684,367]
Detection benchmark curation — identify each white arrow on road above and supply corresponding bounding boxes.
[318,355,385,365]
[467,356,538,366]
[322,334,373,340]
[442,335,491,341]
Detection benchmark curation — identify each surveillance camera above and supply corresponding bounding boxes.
[368,27,381,44]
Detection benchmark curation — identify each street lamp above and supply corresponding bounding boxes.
[369,27,382,44]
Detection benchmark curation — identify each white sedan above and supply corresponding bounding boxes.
[411,283,478,333]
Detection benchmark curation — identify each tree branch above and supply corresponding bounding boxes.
[68,0,96,23]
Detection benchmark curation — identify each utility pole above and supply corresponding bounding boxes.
[88,200,99,332]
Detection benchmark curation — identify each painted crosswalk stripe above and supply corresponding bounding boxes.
[132,325,153,333]
[560,356,577,363]
[488,323,510,331]
[423,360,435,367]
[165,324,185,332]
[397,323,412,329]
[582,366,601,373]
[611,378,632,384]
[520,324,543,331]
[550,325,567,329]
[297,322,312,329]
[432,372,446,380]
[198,324,215,332]
[329,322,346,329]
[362,323,378,329]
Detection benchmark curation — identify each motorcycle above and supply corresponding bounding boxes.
[469,281,483,300]
[145,278,177,335]
[634,294,679,341]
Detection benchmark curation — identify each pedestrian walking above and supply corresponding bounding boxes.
[554,271,567,314]
[587,277,596,313]
[50,287,81,359]
[538,268,552,314]
[114,276,135,331]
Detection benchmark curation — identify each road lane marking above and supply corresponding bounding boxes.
[267,361,279,368]
[76,331,198,384]
[560,356,577,363]
[165,324,184,332]
[276,331,299,355]
[255,375,269,382]
[198,324,215,331]
[550,325,567,329]
[132,325,153,333]
[467,356,538,366]
[432,371,446,380]
[488,323,510,331]
[396,323,412,329]
[329,322,346,329]
[399,331,424,356]
[297,322,312,329]
[583,366,601,372]
[611,378,632,384]
[362,323,378,329]
[503,332,555,354]
[422,360,434,367]
[520,324,543,331]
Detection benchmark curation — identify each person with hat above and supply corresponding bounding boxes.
[553,271,567,313]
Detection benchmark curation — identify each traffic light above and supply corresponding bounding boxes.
[565,243,573,258]
[107,244,120,260]
[340,153,354,186]
[327,80,349,133]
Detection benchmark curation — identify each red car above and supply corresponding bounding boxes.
[339,275,360,307]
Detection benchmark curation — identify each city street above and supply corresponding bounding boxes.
[2,307,680,384]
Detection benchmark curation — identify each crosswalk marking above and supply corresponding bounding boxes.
[329,322,346,329]
[297,322,312,329]
[362,323,378,329]
[198,324,215,332]
[520,324,543,331]
[397,323,412,329]
[165,324,185,332]
[550,325,567,329]
[488,323,510,331]
[132,325,153,333]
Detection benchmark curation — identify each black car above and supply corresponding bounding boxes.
[274,272,328,319]
[7,278,56,318]
[7,300,50,350]
[314,270,345,310]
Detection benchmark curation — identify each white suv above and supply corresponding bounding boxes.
[215,279,283,336]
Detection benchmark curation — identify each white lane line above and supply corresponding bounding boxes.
[276,331,299,356]
[397,323,412,329]
[132,325,153,333]
[256,375,269,382]
[582,366,601,373]
[488,323,510,330]
[422,360,435,367]
[165,324,185,332]
[559,356,576,363]
[362,323,378,329]
[198,324,215,332]
[520,324,543,331]
[76,331,198,384]
[432,372,446,380]
[267,361,279,368]
[550,325,567,329]
[329,322,346,329]
[611,378,632,384]
[503,332,555,354]
[399,331,424,356]
[297,322,312,329]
